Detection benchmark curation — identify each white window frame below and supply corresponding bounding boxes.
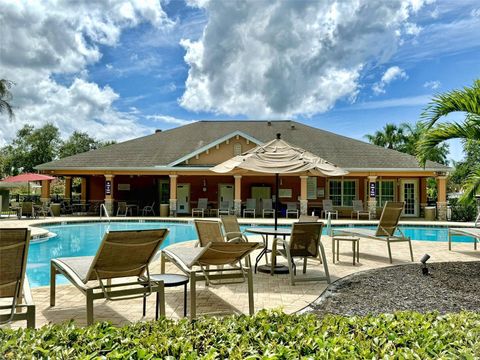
[328,179,358,207]
[374,180,396,207]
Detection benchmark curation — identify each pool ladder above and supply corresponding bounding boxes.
[100,203,111,222]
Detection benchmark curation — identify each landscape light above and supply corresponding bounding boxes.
[420,254,431,276]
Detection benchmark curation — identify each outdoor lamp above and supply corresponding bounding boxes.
[420,254,430,276]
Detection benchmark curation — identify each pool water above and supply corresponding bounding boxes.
[27,222,475,288]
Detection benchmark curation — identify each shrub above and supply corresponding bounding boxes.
[449,198,477,222]
[1,310,480,359]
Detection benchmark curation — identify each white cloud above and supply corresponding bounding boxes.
[372,66,408,95]
[349,94,431,110]
[146,115,196,126]
[0,0,172,146]
[179,0,427,118]
[404,22,422,36]
[423,80,441,89]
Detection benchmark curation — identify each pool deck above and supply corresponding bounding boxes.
[1,215,479,329]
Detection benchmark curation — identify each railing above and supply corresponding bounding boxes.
[100,203,110,222]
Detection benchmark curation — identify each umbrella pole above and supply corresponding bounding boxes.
[275,173,279,230]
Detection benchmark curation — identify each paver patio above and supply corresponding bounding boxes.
[1,216,479,329]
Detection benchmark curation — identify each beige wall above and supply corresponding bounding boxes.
[188,137,257,165]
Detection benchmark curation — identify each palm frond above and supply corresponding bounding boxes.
[460,167,480,205]
[417,120,480,165]
[421,79,480,128]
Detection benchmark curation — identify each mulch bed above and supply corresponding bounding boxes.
[309,261,480,316]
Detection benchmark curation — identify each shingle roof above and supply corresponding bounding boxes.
[36,120,450,171]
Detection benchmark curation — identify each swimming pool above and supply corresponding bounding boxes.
[28,221,475,288]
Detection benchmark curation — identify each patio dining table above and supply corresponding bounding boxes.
[245,227,291,274]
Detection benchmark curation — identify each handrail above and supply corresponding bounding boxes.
[100,203,111,222]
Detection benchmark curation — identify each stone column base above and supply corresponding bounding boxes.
[104,199,114,216]
[234,199,242,217]
[437,201,447,221]
[169,199,177,217]
[300,200,308,215]
[368,199,377,220]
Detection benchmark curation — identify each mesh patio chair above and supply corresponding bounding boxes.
[321,200,338,219]
[218,200,233,216]
[0,228,35,328]
[161,241,261,319]
[286,202,299,218]
[116,201,128,217]
[20,202,33,218]
[50,228,169,325]
[243,198,256,218]
[271,222,330,286]
[142,202,156,216]
[262,199,275,218]
[351,200,370,220]
[192,198,208,217]
[333,201,413,263]
[220,215,251,243]
[448,213,480,250]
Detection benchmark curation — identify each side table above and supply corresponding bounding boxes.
[332,236,360,265]
[142,274,189,319]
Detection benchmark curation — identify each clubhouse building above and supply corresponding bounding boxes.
[36,120,451,219]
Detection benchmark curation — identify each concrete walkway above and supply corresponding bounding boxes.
[1,216,479,329]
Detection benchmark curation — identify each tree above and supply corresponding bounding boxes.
[1,123,61,175]
[0,79,15,120]
[417,79,480,204]
[400,122,449,165]
[59,131,115,158]
[365,123,405,149]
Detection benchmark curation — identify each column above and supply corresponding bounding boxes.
[420,177,428,217]
[436,175,447,221]
[169,174,177,217]
[104,174,114,215]
[64,176,72,203]
[40,180,51,204]
[81,177,87,204]
[234,175,242,216]
[300,176,308,215]
[367,175,377,219]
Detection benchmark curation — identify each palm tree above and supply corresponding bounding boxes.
[417,79,480,203]
[401,122,449,165]
[0,79,15,120]
[365,123,405,149]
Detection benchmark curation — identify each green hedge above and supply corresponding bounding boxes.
[1,310,480,359]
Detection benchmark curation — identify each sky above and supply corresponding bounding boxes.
[1,0,479,163]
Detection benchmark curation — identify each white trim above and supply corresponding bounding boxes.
[167,131,262,167]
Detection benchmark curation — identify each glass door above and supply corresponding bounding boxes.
[400,179,418,217]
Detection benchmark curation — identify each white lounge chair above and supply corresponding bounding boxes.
[333,201,413,263]
[321,200,338,219]
[262,199,275,218]
[218,200,233,216]
[192,198,208,217]
[285,202,299,218]
[142,202,156,216]
[243,198,256,218]
[448,213,480,250]
[351,200,370,220]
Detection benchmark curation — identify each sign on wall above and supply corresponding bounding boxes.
[105,180,112,196]
[369,182,376,198]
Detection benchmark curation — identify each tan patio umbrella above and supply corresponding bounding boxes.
[211,133,348,229]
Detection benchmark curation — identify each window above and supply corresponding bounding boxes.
[329,179,356,206]
[375,180,395,207]
[307,177,317,200]
[233,143,242,156]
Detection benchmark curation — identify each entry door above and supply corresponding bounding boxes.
[219,184,234,204]
[176,184,190,214]
[400,179,418,217]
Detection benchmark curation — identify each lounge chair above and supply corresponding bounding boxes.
[218,200,233,216]
[448,214,480,250]
[220,215,250,242]
[333,201,413,263]
[321,200,338,219]
[194,219,242,246]
[271,222,330,285]
[351,200,370,220]
[243,198,256,218]
[161,241,261,319]
[298,215,319,222]
[0,228,36,328]
[50,229,169,325]
[262,199,275,218]
[286,202,299,218]
[192,198,208,217]
[142,202,156,216]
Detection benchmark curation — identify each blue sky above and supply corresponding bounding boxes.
[1,0,480,162]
